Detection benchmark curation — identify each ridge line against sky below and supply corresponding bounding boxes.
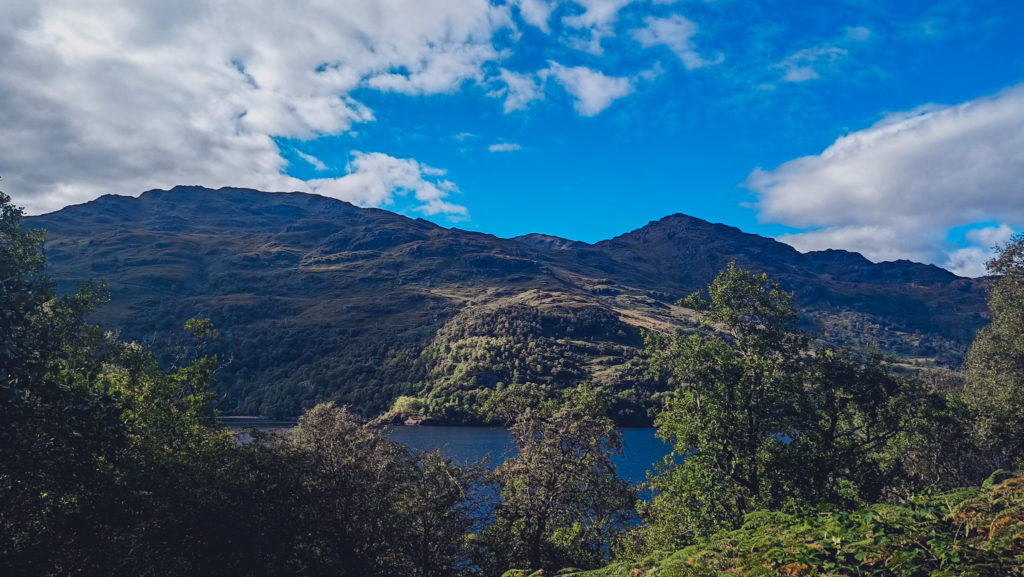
[1,0,1021,277]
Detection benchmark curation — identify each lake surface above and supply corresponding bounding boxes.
[226,418,673,486]
[387,426,670,486]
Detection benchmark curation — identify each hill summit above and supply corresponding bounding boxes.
[27,186,989,421]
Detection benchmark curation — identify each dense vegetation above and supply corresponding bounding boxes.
[637,265,980,551]
[4,187,1022,575]
[479,383,637,572]
[2,189,480,576]
[572,471,1024,577]
[27,186,989,420]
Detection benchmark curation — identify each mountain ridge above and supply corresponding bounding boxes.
[26,186,990,421]
[38,186,970,279]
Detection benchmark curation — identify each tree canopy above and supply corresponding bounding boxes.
[480,383,637,573]
[641,263,955,549]
[966,233,1024,468]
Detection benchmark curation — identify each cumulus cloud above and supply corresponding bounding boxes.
[945,225,1019,277]
[0,0,507,215]
[488,143,523,152]
[494,68,546,113]
[747,84,1024,276]
[943,248,990,278]
[509,0,557,32]
[966,224,1015,250]
[545,62,635,116]
[631,14,722,70]
[561,0,637,53]
[309,152,466,216]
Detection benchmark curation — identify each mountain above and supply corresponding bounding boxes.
[26,186,989,422]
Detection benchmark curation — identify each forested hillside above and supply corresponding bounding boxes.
[26,186,990,420]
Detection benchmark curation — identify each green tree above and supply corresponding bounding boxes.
[1,186,481,576]
[1,187,236,575]
[0,188,126,574]
[965,233,1024,469]
[480,383,637,573]
[642,264,949,549]
[796,347,952,503]
[286,402,479,577]
[642,264,807,546]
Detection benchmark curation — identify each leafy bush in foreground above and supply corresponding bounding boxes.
[569,472,1024,577]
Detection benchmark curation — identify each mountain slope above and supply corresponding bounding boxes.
[26,186,989,420]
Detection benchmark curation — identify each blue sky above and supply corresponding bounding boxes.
[1,0,1022,276]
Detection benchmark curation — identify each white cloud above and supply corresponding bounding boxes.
[545,62,634,116]
[562,0,637,54]
[944,248,989,278]
[776,225,928,264]
[0,0,509,215]
[295,150,328,171]
[510,0,557,33]
[494,68,545,113]
[747,84,1024,277]
[771,25,878,85]
[965,224,1015,250]
[488,143,522,152]
[631,14,722,70]
[308,152,466,216]
[946,224,1018,277]
[778,45,848,83]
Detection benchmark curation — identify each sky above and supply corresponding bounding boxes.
[1,0,1022,277]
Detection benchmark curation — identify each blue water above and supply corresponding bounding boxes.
[387,426,670,486]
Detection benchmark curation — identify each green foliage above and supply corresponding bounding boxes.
[412,301,656,425]
[183,316,218,341]
[1,189,482,576]
[284,403,482,577]
[643,265,808,545]
[569,474,1024,577]
[391,394,428,416]
[795,348,969,502]
[2,190,116,572]
[965,233,1024,469]
[480,384,638,574]
[642,264,959,549]
[1,189,232,575]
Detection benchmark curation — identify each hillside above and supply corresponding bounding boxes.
[26,186,990,420]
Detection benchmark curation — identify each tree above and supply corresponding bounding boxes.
[642,264,807,546]
[286,402,479,577]
[0,186,482,576]
[0,188,127,574]
[1,187,236,575]
[480,383,637,573]
[795,347,950,503]
[642,264,949,549]
[403,450,483,577]
[965,233,1024,468]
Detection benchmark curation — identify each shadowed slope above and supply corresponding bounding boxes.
[27,187,988,419]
